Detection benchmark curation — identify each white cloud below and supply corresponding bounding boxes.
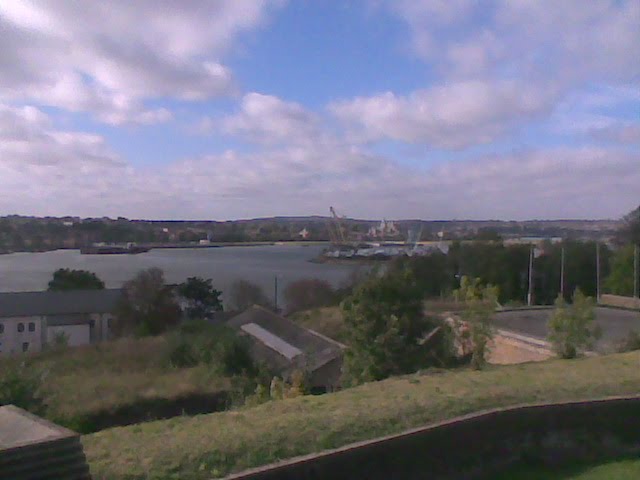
[0,1,281,124]
[330,80,558,148]
[388,0,640,83]
[218,93,323,145]
[1,105,637,220]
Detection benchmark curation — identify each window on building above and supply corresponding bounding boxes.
[28,322,36,332]
[0,323,4,334]
[22,342,29,352]
[17,323,24,333]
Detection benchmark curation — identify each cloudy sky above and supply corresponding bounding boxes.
[1,0,638,220]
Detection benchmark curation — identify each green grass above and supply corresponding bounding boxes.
[0,337,230,427]
[83,351,640,480]
[496,458,640,479]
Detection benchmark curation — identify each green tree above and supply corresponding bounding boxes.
[48,268,105,291]
[547,289,601,359]
[283,278,335,314]
[177,277,223,320]
[605,245,636,296]
[619,205,640,245]
[341,269,448,386]
[453,276,498,370]
[229,279,272,311]
[113,268,181,337]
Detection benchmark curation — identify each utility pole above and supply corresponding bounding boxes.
[560,244,565,299]
[274,275,279,313]
[596,242,601,303]
[635,244,639,299]
[527,245,534,306]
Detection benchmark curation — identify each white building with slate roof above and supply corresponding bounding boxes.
[0,289,121,356]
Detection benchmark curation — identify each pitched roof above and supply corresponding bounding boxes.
[227,305,344,374]
[0,289,122,318]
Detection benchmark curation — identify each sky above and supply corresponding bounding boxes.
[0,0,638,221]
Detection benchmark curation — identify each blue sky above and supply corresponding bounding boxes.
[0,1,638,220]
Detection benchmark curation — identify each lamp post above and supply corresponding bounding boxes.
[527,245,534,306]
[635,244,639,299]
[560,244,565,299]
[274,275,279,313]
[596,242,601,303]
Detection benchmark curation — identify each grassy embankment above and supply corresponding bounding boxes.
[0,337,230,431]
[83,350,640,480]
[496,457,640,480]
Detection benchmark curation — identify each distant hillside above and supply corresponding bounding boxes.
[0,214,621,254]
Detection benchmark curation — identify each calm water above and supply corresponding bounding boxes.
[0,245,365,307]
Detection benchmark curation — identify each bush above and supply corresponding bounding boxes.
[547,289,602,359]
[453,277,498,370]
[0,362,47,415]
[284,278,336,314]
[617,330,640,353]
[229,280,273,311]
[164,322,255,375]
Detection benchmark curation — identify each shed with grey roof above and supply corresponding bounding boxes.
[227,306,345,391]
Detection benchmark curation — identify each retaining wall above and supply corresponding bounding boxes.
[225,396,640,480]
[600,294,640,310]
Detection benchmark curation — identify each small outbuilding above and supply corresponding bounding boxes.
[227,305,345,392]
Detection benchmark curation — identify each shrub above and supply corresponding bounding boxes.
[616,330,640,353]
[0,362,47,415]
[453,277,498,370]
[164,322,255,375]
[547,289,602,359]
[284,278,336,314]
[229,280,273,311]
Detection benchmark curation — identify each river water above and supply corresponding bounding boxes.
[0,245,365,307]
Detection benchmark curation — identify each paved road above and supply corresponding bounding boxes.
[494,307,640,352]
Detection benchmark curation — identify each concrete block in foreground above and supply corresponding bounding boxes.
[0,404,91,479]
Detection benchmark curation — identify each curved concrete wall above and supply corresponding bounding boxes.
[225,396,640,480]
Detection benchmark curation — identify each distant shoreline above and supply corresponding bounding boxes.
[0,241,332,256]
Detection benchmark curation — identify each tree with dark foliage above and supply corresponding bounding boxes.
[48,268,105,291]
[341,269,452,386]
[113,268,181,337]
[177,277,223,319]
[229,279,272,311]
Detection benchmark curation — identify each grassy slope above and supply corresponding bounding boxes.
[1,337,229,425]
[83,351,640,480]
[496,458,640,480]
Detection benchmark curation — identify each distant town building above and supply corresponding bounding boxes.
[227,305,345,392]
[0,289,121,356]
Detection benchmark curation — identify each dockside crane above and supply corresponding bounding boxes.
[330,206,348,246]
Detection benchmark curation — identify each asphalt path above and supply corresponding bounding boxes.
[493,307,640,352]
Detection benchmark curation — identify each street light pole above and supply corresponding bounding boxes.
[527,246,534,306]
[596,242,601,303]
[635,244,639,299]
[560,244,565,299]
[274,275,279,313]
